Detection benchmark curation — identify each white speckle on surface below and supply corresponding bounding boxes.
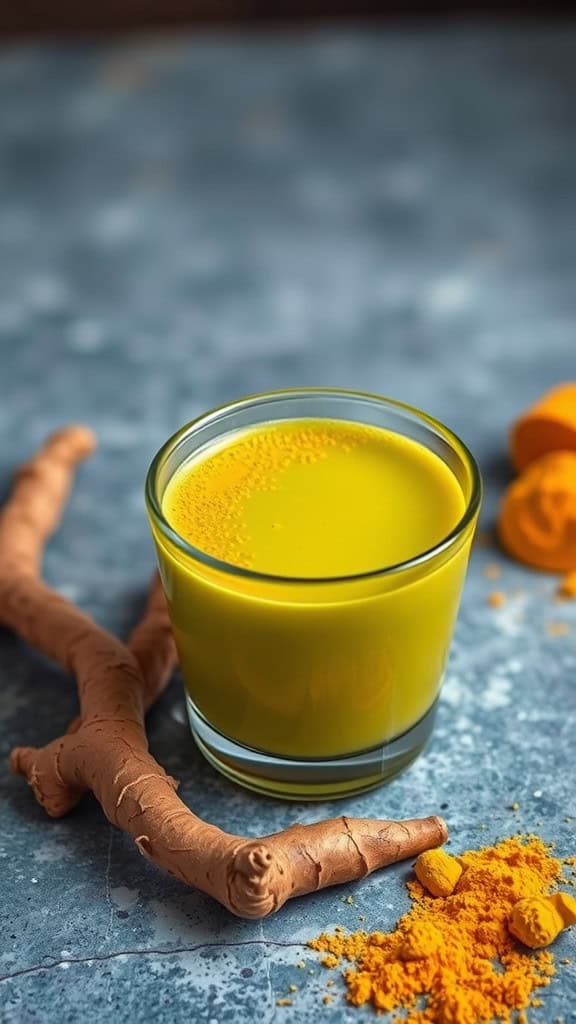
[421,275,475,317]
[33,842,69,864]
[59,962,71,970]
[144,944,247,990]
[148,899,196,944]
[60,950,72,958]
[31,877,38,883]
[455,716,473,732]
[534,790,543,798]
[484,675,512,710]
[491,596,527,638]
[68,319,105,353]
[506,658,524,675]
[441,673,466,708]
[110,886,139,911]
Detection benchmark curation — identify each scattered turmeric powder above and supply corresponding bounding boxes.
[498,451,576,573]
[309,835,571,1024]
[484,562,502,580]
[414,848,462,897]
[321,953,340,968]
[546,621,570,638]
[559,570,576,599]
[488,590,507,608]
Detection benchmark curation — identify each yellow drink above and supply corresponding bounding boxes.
[163,420,465,579]
[147,391,480,798]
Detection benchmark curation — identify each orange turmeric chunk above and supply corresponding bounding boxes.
[498,451,576,572]
[511,383,576,471]
[414,848,462,897]
[509,892,576,949]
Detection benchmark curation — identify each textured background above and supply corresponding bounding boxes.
[0,28,575,1022]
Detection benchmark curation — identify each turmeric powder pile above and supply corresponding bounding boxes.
[309,836,574,1024]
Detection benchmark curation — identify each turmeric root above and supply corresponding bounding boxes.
[511,382,576,472]
[4,427,448,918]
[498,451,576,572]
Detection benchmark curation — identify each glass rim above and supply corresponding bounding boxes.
[145,387,482,585]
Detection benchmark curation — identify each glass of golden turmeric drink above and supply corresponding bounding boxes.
[146,389,481,799]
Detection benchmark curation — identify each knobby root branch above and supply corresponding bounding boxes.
[4,428,448,917]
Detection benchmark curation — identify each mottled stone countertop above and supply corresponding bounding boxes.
[1,25,575,1023]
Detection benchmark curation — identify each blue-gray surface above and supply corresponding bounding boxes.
[1,25,575,1024]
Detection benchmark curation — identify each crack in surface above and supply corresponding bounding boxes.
[259,919,275,1024]
[0,940,307,985]
[302,848,322,888]
[342,816,370,875]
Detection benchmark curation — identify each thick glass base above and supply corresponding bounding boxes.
[186,697,438,800]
